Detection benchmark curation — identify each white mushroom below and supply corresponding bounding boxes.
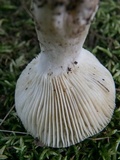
[15,0,116,148]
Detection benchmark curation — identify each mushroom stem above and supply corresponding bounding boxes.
[31,0,99,75]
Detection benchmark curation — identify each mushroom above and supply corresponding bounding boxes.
[15,0,116,148]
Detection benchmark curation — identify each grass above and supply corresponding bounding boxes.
[0,0,120,159]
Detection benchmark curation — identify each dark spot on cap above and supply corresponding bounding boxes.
[67,67,72,74]
[48,72,53,76]
[73,18,79,24]
[36,0,47,8]
[66,3,76,11]
[68,67,71,72]
[59,43,62,46]
[55,12,61,16]
[53,1,65,8]
[74,61,78,65]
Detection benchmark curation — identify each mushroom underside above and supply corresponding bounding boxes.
[15,50,115,148]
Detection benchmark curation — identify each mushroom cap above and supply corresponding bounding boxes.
[15,48,115,148]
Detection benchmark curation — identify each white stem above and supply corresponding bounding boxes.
[31,0,99,75]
